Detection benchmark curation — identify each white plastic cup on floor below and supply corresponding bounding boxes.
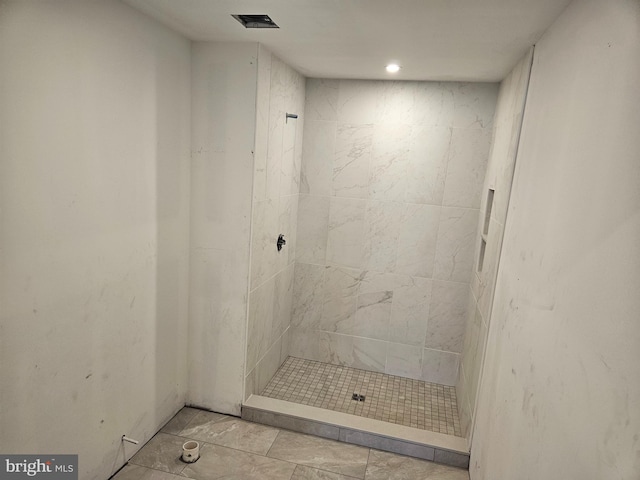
[182,441,199,463]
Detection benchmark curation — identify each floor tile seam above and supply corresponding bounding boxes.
[266,434,369,480]
[125,461,187,478]
[268,454,369,480]
[299,464,367,480]
[161,428,287,461]
[264,427,284,460]
[128,433,192,476]
[178,412,231,435]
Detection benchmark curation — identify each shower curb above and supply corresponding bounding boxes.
[242,395,470,469]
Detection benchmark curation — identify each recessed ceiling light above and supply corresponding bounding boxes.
[386,64,401,73]
[232,14,279,29]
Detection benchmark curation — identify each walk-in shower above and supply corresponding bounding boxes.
[242,66,502,468]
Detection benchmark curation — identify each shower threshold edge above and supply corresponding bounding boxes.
[242,394,469,469]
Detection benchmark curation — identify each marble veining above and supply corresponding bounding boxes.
[455,52,530,442]
[351,337,387,372]
[183,443,296,480]
[160,407,200,435]
[305,79,339,121]
[246,47,305,402]
[366,449,468,480]
[368,123,411,202]
[426,281,470,353]
[375,81,417,124]
[120,406,470,480]
[247,279,275,371]
[396,203,441,278]
[292,78,497,386]
[290,465,354,480]
[300,121,336,196]
[296,195,330,264]
[442,128,492,208]
[291,263,324,329]
[433,208,479,283]
[268,430,370,478]
[351,290,393,340]
[326,197,367,268]
[129,433,190,474]
[333,124,373,198]
[362,200,403,272]
[406,125,452,205]
[179,415,280,455]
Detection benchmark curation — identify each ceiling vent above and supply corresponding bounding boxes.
[232,14,279,29]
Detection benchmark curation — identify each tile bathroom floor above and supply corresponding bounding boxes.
[262,357,462,437]
[114,407,469,480]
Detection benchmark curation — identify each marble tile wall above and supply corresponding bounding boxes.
[456,49,533,441]
[245,46,306,399]
[189,42,260,415]
[292,79,498,386]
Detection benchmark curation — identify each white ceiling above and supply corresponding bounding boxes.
[123,0,571,82]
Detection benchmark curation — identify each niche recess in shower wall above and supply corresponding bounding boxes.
[477,188,495,272]
[290,78,499,386]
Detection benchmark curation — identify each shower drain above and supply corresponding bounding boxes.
[351,393,365,402]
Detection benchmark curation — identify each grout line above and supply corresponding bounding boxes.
[262,357,462,437]
[264,428,282,459]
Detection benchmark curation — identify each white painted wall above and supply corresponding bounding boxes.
[471,0,640,478]
[188,42,258,415]
[0,1,191,479]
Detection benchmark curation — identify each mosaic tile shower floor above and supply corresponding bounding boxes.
[261,356,462,437]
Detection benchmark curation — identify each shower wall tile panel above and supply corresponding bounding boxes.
[293,79,497,385]
[443,128,493,208]
[336,80,380,124]
[333,124,373,198]
[252,42,271,204]
[305,79,339,121]
[321,266,360,332]
[251,198,279,287]
[362,200,403,272]
[457,50,532,439]
[386,343,424,379]
[190,43,259,414]
[405,126,451,205]
[368,123,412,202]
[247,276,275,373]
[273,263,295,342]
[426,280,469,352]
[388,275,432,347]
[326,197,367,268]
[288,327,321,361]
[300,120,335,195]
[395,203,441,277]
[433,207,479,283]
[245,46,305,399]
[421,349,460,386]
[451,82,499,129]
[296,194,329,264]
[291,262,324,329]
[277,194,299,269]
